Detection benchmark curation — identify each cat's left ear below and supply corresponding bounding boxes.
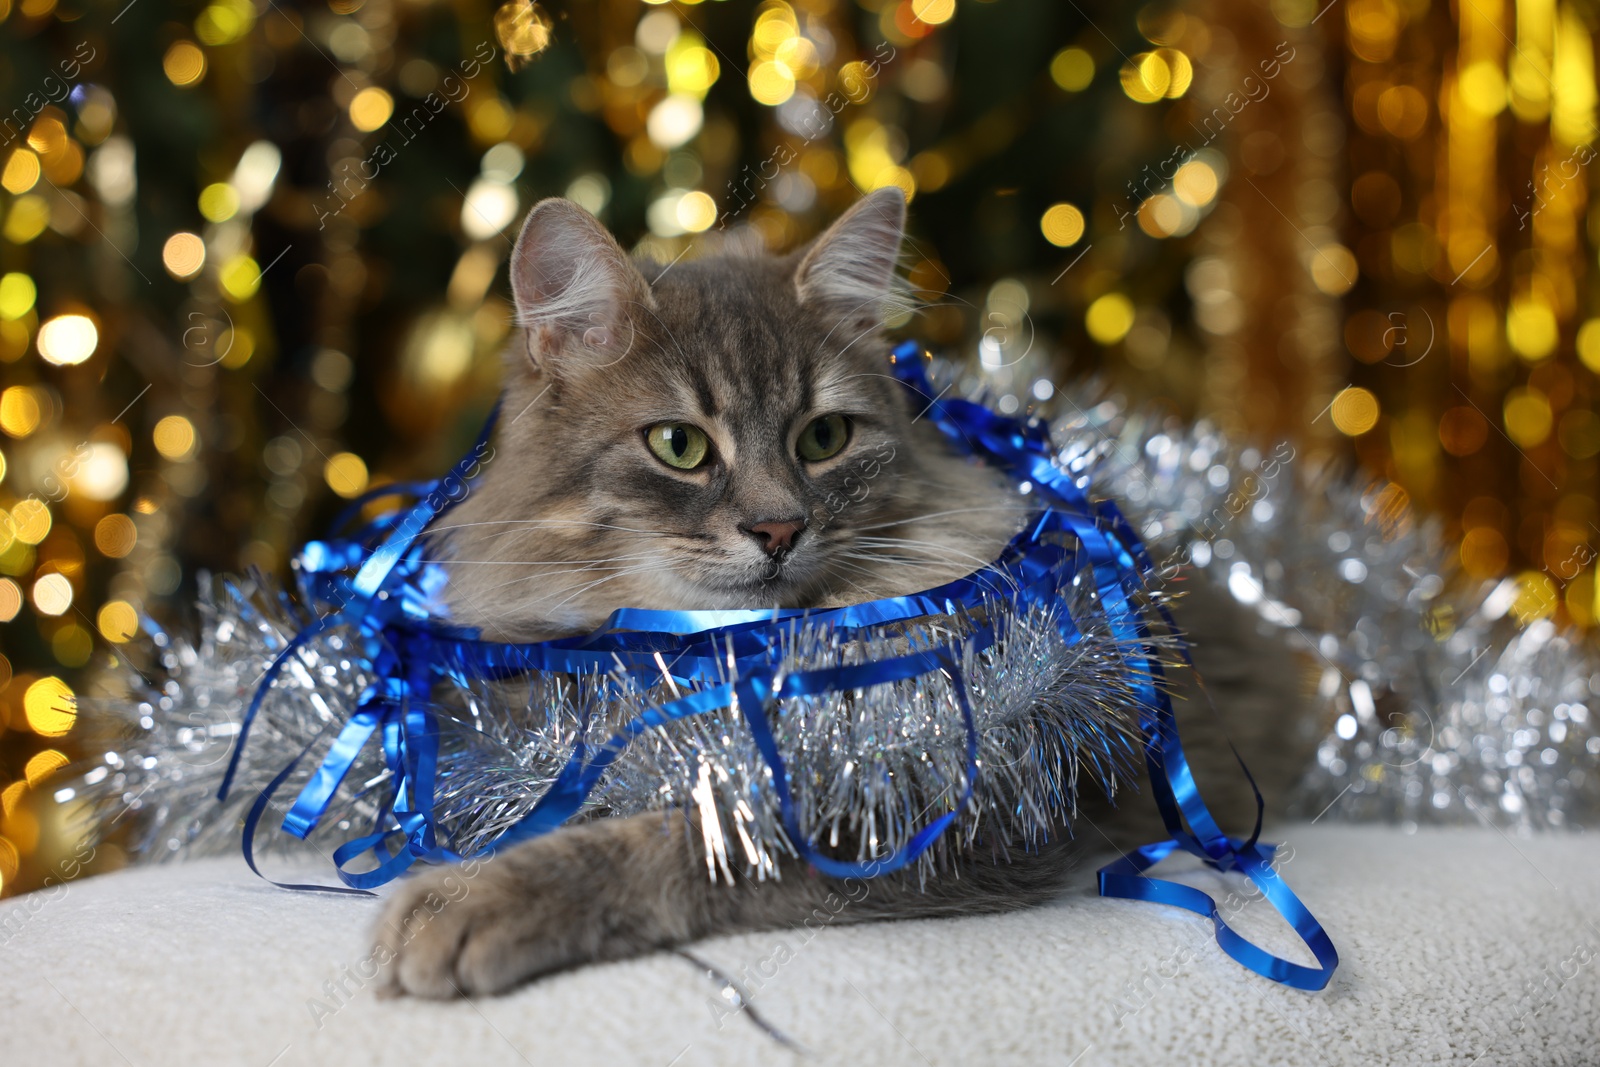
[509,197,654,372]
[794,187,907,325]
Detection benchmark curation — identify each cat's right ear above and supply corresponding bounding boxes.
[509,198,653,371]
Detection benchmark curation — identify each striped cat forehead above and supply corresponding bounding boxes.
[631,261,894,405]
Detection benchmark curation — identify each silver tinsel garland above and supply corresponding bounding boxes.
[66,566,1161,880]
[1052,395,1600,831]
[62,382,1600,884]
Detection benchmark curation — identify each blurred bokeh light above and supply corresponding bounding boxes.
[1,0,1598,904]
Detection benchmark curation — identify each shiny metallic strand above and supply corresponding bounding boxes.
[1051,398,1600,831]
[67,576,390,861]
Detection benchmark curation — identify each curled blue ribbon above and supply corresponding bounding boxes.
[230,340,1336,991]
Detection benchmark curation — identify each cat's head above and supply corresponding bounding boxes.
[445,189,1017,637]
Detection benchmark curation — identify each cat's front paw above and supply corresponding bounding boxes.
[372,853,560,999]
[372,815,699,998]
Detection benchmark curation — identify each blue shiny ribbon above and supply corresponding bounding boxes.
[229,340,1336,990]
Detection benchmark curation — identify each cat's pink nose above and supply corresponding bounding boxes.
[743,518,806,556]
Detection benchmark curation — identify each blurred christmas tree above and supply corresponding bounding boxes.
[2,0,1598,898]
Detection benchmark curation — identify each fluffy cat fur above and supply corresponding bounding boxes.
[375,189,1318,998]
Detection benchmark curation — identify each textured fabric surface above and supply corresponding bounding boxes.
[3,824,1597,1067]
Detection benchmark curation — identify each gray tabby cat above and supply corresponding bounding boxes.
[375,188,1315,998]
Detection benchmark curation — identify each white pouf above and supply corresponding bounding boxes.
[3,823,1596,1066]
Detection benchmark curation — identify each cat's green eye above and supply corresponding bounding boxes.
[797,414,851,462]
[646,422,711,470]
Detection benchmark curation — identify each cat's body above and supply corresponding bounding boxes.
[376,190,1317,998]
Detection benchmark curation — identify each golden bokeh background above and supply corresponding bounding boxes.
[0,0,1596,895]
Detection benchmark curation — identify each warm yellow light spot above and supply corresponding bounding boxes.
[869,165,916,201]
[1460,527,1508,578]
[219,254,261,301]
[1504,387,1554,446]
[218,325,254,369]
[0,320,23,362]
[198,182,240,223]
[0,273,37,320]
[0,577,20,621]
[1376,84,1428,138]
[324,451,369,498]
[1458,60,1507,117]
[1507,298,1558,361]
[0,785,21,825]
[97,599,140,643]
[37,314,98,366]
[348,87,394,133]
[837,60,878,102]
[1,148,40,194]
[1173,160,1219,206]
[676,191,717,233]
[153,414,197,460]
[646,95,704,150]
[163,40,207,87]
[52,623,92,667]
[1050,47,1094,92]
[1040,203,1085,247]
[1155,48,1192,97]
[1120,52,1170,103]
[607,46,650,88]
[773,37,818,78]
[67,442,128,502]
[195,0,255,46]
[1331,386,1380,436]
[24,749,68,787]
[26,117,67,157]
[493,0,553,65]
[94,513,137,558]
[40,139,83,186]
[1578,319,1600,374]
[466,97,515,144]
[1085,293,1136,345]
[911,0,955,25]
[0,386,43,437]
[10,498,49,543]
[752,5,798,55]
[1310,244,1358,296]
[665,37,719,97]
[33,573,72,616]
[1512,570,1558,624]
[749,60,796,106]
[2,194,50,243]
[162,232,206,280]
[24,675,76,737]
[1137,193,1185,238]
